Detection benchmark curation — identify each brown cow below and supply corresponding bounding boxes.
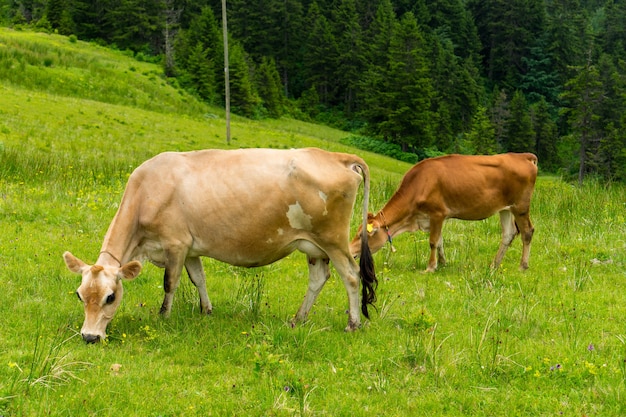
[64,148,377,343]
[350,153,537,272]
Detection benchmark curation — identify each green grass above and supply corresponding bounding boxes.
[1,27,626,416]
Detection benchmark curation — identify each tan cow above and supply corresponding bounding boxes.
[350,153,538,272]
[64,148,377,343]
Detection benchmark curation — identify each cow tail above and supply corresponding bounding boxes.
[355,162,378,319]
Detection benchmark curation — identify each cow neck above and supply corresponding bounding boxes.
[377,209,396,252]
[97,196,141,267]
[376,192,408,237]
[97,250,122,267]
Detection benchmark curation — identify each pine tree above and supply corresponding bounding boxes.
[560,53,603,184]
[45,0,65,31]
[277,0,305,98]
[228,42,261,117]
[469,0,546,90]
[519,34,561,105]
[426,0,481,61]
[531,97,559,171]
[187,42,217,103]
[465,105,497,154]
[380,12,434,151]
[505,90,535,153]
[333,0,364,115]
[73,0,110,41]
[428,33,456,150]
[175,6,221,101]
[359,0,395,139]
[598,1,626,62]
[298,85,321,120]
[490,88,510,152]
[545,0,586,85]
[256,56,285,118]
[105,0,163,52]
[227,0,281,60]
[595,54,626,180]
[302,1,339,106]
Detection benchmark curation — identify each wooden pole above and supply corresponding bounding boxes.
[221,0,231,145]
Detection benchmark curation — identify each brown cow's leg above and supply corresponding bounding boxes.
[492,210,517,269]
[294,256,330,325]
[515,214,534,270]
[426,218,444,272]
[185,257,212,314]
[436,233,446,267]
[159,249,186,316]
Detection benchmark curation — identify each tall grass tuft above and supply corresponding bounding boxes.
[1,323,89,414]
[236,270,267,320]
[23,324,88,391]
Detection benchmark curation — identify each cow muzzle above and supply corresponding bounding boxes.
[82,333,102,344]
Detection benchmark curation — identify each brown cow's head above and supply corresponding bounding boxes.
[349,213,393,258]
[63,252,142,343]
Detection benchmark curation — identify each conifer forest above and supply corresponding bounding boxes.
[2,0,626,183]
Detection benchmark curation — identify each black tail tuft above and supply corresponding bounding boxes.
[359,235,378,319]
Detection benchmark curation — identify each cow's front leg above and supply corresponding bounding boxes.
[160,249,186,316]
[293,257,330,325]
[185,257,212,314]
[436,233,446,267]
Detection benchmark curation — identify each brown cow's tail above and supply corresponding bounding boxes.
[355,162,378,319]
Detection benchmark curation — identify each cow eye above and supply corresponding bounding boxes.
[76,291,82,302]
[105,293,116,304]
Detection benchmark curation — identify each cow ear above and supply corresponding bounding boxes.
[63,251,89,274]
[366,223,379,235]
[118,261,142,281]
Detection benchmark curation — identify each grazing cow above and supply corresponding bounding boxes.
[64,148,377,343]
[350,153,538,272]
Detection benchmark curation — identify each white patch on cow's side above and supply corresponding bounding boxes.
[287,202,313,231]
[318,191,328,215]
[277,228,284,236]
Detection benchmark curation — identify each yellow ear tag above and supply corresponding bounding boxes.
[366,224,374,233]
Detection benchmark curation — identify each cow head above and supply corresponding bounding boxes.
[349,213,393,257]
[63,251,142,343]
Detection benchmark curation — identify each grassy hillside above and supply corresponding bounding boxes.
[1,28,626,416]
[0,28,410,181]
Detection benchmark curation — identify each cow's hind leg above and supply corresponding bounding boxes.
[426,217,445,272]
[160,248,186,316]
[492,210,518,269]
[327,251,362,332]
[185,257,212,314]
[514,212,534,270]
[294,256,330,325]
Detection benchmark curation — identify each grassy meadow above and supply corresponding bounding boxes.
[1,28,626,416]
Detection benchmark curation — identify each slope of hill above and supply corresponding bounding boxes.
[0,27,411,187]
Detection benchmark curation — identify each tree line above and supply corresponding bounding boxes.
[2,0,626,183]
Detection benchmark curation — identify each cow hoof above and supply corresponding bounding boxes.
[344,321,360,332]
